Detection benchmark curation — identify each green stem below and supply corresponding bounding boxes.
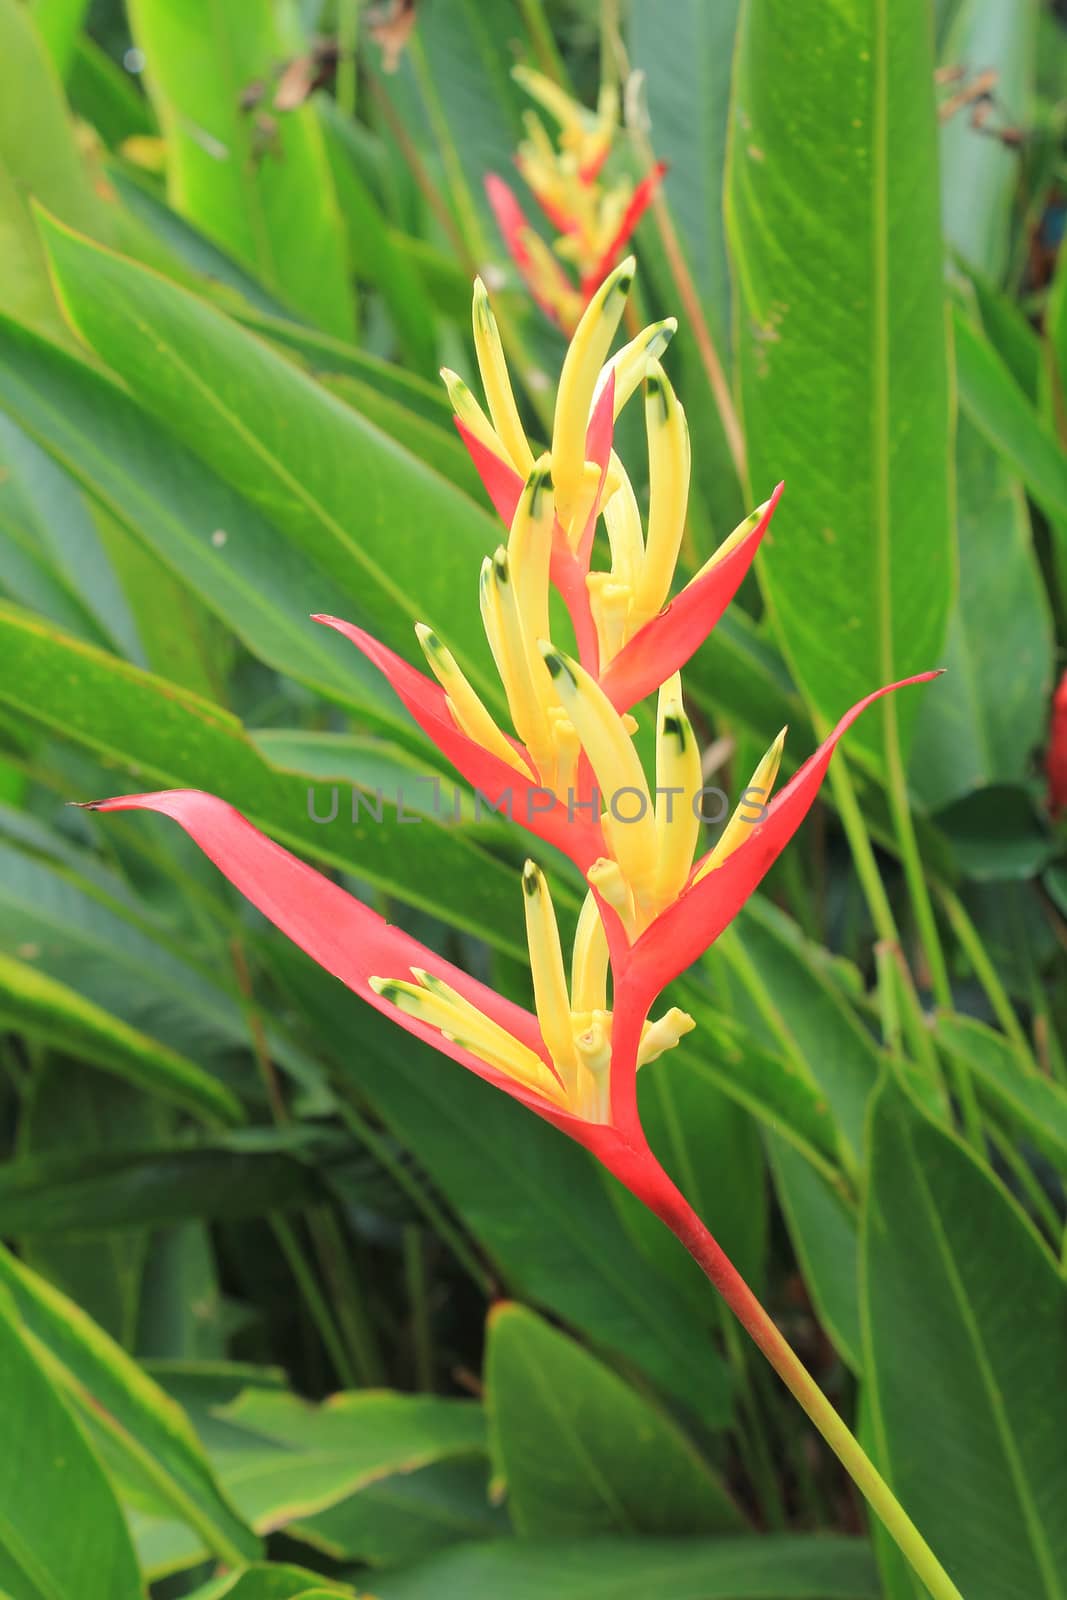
[403,1225,435,1391]
[518,0,570,84]
[656,1179,964,1600]
[882,698,953,1010]
[718,1308,787,1530]
[936,884,1036,1066]
[271,1214,358,1388]
[826,757,941,1083]
[310,1205,386,1386]
[337,1096,494,1296]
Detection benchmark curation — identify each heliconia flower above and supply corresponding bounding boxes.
[1046,668,1067,820]
[486,67,665,332]
[79,262,956,1593]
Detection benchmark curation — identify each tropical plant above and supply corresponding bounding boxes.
[0,2,1065,1599]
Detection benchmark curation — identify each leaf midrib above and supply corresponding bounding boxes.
[903,1131,1063,1597]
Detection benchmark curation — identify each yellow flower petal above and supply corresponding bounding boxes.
[694,727,787,882]
[472,279,535,474]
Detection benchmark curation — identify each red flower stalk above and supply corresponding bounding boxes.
[79,267,959,1600]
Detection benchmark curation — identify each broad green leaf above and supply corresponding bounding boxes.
[38,215,502,694]
[185,1566,353,1600]
[106,167,297,320]
[0,411,143,660]
[204,1388,486,1533]
[127,0,353,335]
[272,952,731,1423]
[67,35,156,149]
[17,1062,156,1349]
[0,950,241,1124]
[0,1135,349,1234]
[931,782,1057,881]
[862,1074,1067,1599]
[319,99,437,374]
[0,605,526,957]
[320,372,484,502]
[0,314,408,729]
[290,1456,506,1566]
[727,0,953,758]
[0,1244,260,1565]
[372,1534,881,1600]
[630,0,739,344]
[940,0,1038,282]
[486,1304,743,1537]
[769,1139,861,1372]
[0,839,323,1098]
[629,1,746,538]
[681,992,846,1178]
[713,897,885,1164]
[955,302,1067,525]
[909,414,1053,810]
[29,0,89,81]
[936,1012,1067,1165]
[237,308,455,428]
[0,0,113,339]
[0,1282,142,1599]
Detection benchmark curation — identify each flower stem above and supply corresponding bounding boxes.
[653,1175,964,1600]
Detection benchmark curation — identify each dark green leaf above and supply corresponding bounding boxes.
[486,1304,743,1536]
[863,1073,1067,1599]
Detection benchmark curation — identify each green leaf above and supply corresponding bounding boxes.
[0,950,241,1124]
[0,605,525,956]
[0,411,143,660]
[486,1304,743,1537]
[769,1138,862,1372]
[908,414,1053,810]
[204,1387,487,1533]
[0,838,322,1099]
[726,0,953,758]
[126,0,352,335]
[0,1135,351,1234]
[862,1073,1067,1599]
[0,1244,261,1566]
[630,0,739,344]
[932,783,1057,881]
[17,1063,156,1351]
[935,1012,1067,1166]
[0,313,407,729]
[38,213,501,693]
[272,953,731,1424]
[372,1535,881,1600]
[939,0,1038,282]
[67,36,156,149]
[290,1456,505,1566]
[319,99,437,374]
[0,0,114,340]
[714,897,885,1164]
[954,302,1067,525]
[185,1566,352,1600]
[0,1281,142,1599]
[29,0,89,81]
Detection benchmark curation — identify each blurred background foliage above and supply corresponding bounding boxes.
[0,0,1065,1596]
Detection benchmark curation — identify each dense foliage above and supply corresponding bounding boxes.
[0,2,1065,1597]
